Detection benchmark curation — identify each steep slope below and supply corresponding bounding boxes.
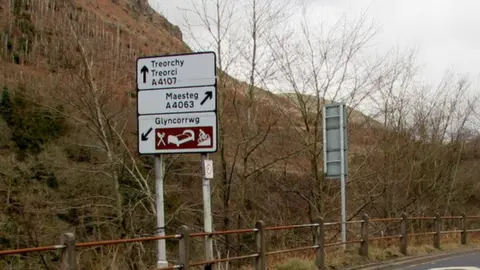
[0,0,479,269]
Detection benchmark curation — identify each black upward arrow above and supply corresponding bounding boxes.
[200,91,213,105]
[140,66,149,83]
[141,127,153,141]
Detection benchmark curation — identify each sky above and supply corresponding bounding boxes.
[149,0,480,87]
[147,0,480,132]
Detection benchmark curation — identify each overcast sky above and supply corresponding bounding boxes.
[149,0,480,88]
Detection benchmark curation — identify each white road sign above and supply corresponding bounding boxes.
[138,86,216,115]
[137,52,216,90]
[138,112,217,154]
[203,159,214,179]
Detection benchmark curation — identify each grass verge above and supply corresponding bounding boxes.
[269,235,480,270]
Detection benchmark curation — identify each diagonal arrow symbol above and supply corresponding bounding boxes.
[200,91,213,106]
[141,127,153,141]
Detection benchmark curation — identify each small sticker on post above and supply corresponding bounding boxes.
[203,159,214,179]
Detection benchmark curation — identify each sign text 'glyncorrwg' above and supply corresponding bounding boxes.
[138,86,216,115]
[137,52,216,90]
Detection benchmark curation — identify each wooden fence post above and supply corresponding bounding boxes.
[178,225,190,270]
[254,221,266,270]
[313,217,325,269]
[400,213,408,255]
[461,213,467,245]
[360,214,369,257]
[60,232,76,270]
[434,213,441,249]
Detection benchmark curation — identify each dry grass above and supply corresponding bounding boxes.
[2,1,480,269]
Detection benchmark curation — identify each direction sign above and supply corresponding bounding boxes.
[136,52,218,268]
[136,52,218,155]
[138,86,216,115]
[136,52,216,90]
[138,112,217,154]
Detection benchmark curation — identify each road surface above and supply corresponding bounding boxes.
[403,251,480,270]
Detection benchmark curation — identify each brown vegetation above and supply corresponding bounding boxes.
[0,0,479,269]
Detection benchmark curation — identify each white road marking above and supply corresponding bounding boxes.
[403,253,473,269]
[428,268,480,270]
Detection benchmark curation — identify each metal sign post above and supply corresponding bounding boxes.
[323,103,348,249]
[154,155,168,268]
[201,155,214,260]
[136,52,218,266]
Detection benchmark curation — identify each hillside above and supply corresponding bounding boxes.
[1,0,479,269]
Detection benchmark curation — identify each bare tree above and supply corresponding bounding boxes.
[13,3,160,266]
[180,0,242,258]
[269,6,385,221]
[180,0,302,260]
[355,63,479,220]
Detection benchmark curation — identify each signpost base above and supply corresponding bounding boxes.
[157,261,169,269]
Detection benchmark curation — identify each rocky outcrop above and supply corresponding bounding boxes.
[124,0,155,14]
[161,18,183,41]
[125,0,183,41]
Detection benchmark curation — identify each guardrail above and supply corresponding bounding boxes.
[1,212,480,270]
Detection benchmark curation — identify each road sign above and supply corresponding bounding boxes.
[136,52,218,267]
[323,103,348,178]
[136,51,218,156]
[136,52,216,90]
[137,86,216,115]
[322,102,348,250]
[138,112,217,154]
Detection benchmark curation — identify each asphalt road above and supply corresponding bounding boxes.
[402,252,480,270]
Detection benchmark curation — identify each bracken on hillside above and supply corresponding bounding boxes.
[0,0,479,269]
